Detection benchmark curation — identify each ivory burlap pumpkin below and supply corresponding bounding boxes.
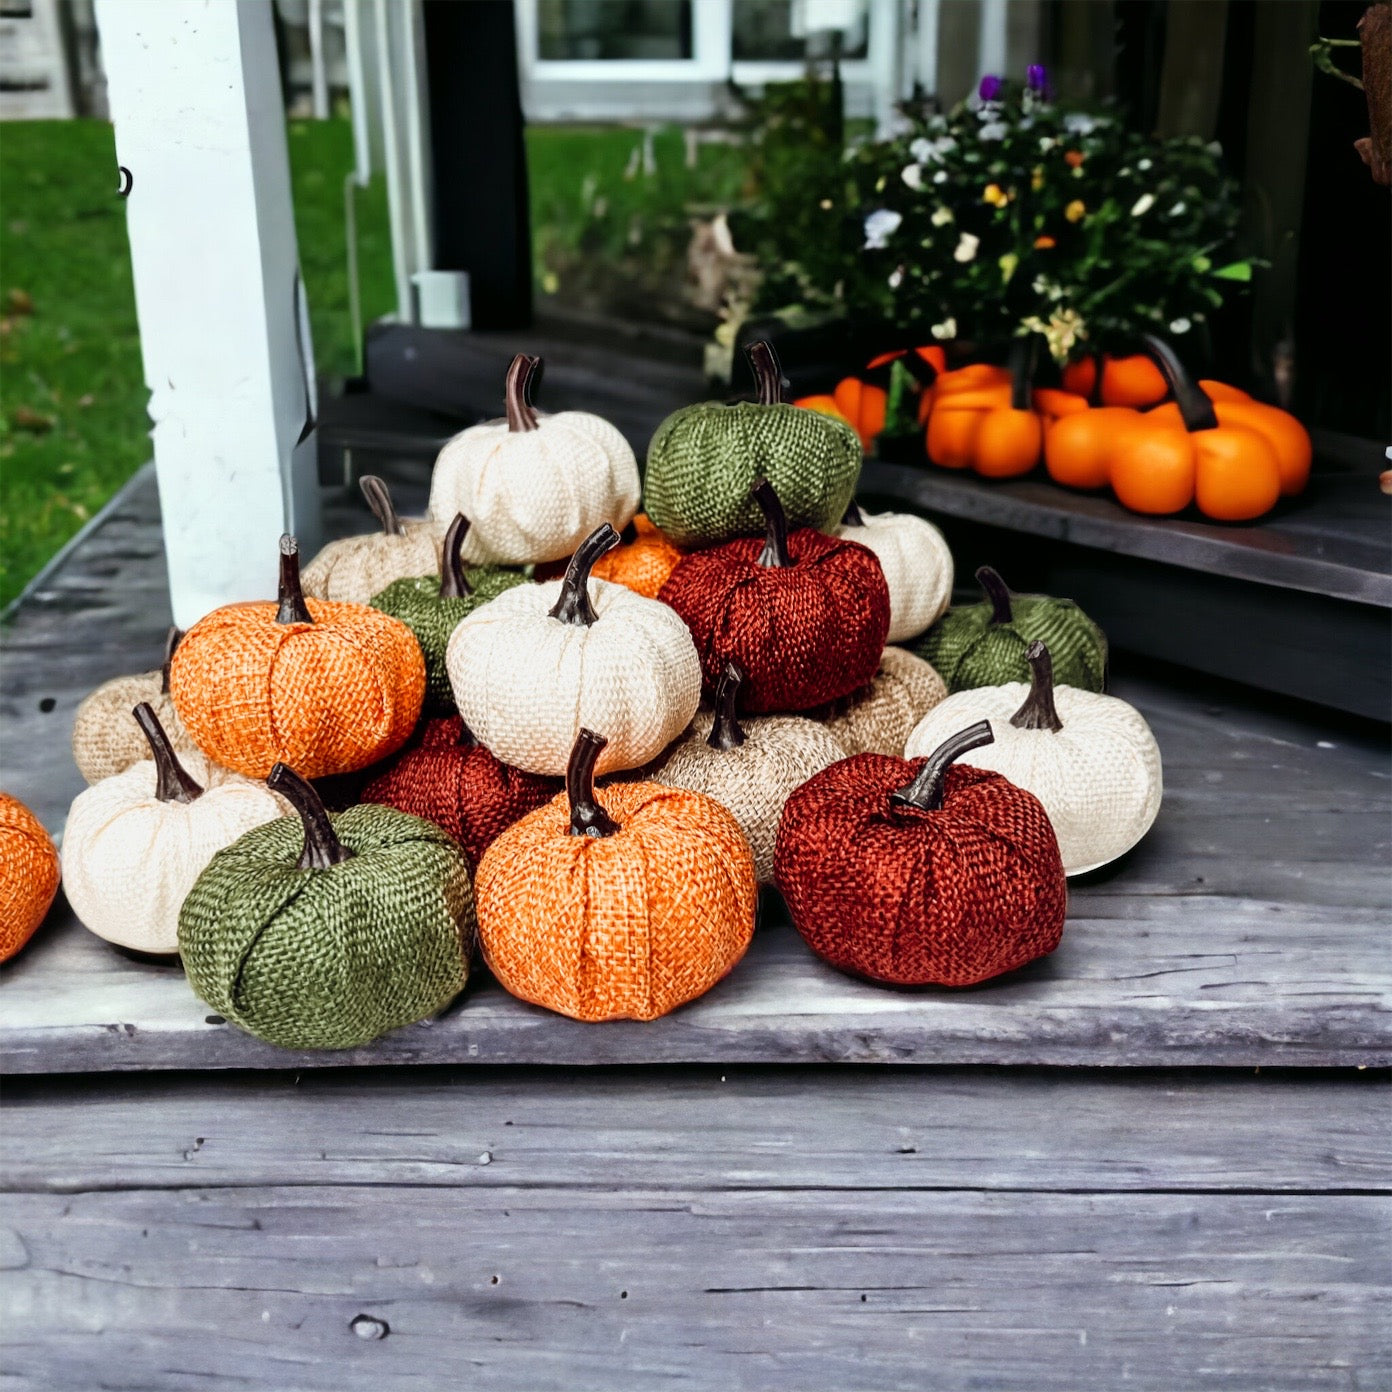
[63,704,288,956]
[905,640,1162,874]
[0,793,60,961]
[446,524,701,777]
[648,661,843,884]
[171,535,425,779]
[428,354,640,566]
[644,340,862,549]
[836,502,953,643]
[476,729,756,1021]
[302,476,447,604]
[812,646,948,758]
[179,763,473,1050]
[71,627,199,785]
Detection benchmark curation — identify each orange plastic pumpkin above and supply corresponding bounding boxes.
[589,514,684,599]
[1045,405,1146,490]
[795,377,884,451]
[1063,353,1169,408]
[171,535,425,779]
[926,341,1043,478]
[0,793,60,961]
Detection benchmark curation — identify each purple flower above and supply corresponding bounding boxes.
[1026,64,1048,93]
[978,75,1003,102]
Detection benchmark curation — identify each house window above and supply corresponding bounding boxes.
[731,0,869,62]
[536,0,694,61]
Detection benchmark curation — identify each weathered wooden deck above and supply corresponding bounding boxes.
[1,328,1389,1389]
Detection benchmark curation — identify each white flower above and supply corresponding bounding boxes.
[1038,136,1057,153]
[933,170,949,184]
[1169,201,1187,216]
[1130,194,1156,217]
[1021,308,1088,363]
[910,135,956,164]
[1137,158,1153,171]
[954,232,980,263]
[901,163,924,191]
[1169,317,1191,334]
[930,204,954,226]
[1063,112,1102,135]
[931,317,957,340]
[979,122,1008,142]
[863,209,903,250]
[888,266,905,290]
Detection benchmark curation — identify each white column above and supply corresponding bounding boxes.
[96,0,321,630]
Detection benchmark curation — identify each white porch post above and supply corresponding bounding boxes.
[96,0,322,630]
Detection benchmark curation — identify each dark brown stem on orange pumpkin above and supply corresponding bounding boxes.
[1011,641,1064,732]
[439,514,473,599]
[841,499,865,527]
[707,661,747,750]
[976,566,1014,625]
[359,475,403,536]
[1008,336,1036,412]
[746,340,788,405]
[267,762,354,869]
[753,479,792,568]
[159,625,183,694]
[1140,333,1219,432]
[549,523,621,626]
[566,729,620,838]
[890,720,995,813]
[133,702,202,804]
[275,535,313,624]
[1086,351,1104,406]
[504,354,542,432]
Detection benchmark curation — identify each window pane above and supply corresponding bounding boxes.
[537,0,693,61]
[732,0,869,62]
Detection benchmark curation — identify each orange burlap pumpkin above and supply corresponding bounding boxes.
[590,514,684,599]
[476,730,756,1022]
[0,793,61,960]
[171,535,425,780]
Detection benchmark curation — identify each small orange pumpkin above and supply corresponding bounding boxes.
[0,793,60,961]
[590,514,684,599]
[1045,405,1146,490]
[1063,353,1169,408]
[171,534,425,779]
[926,340,1043,479]
[795,377,885,451]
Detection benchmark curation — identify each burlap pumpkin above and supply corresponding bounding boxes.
[0,793,60,961]
[812,646,948,758]
[836,502,954,643]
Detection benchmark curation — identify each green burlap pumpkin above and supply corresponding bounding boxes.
[371,514,527,710]
[643,340,861,549]
[914,566,1108,693]
[179,765,473,1050]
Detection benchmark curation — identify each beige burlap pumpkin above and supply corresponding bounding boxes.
[836,502,954,643]
[63,705,288,955]
[302,475,447,604]
[446,524,700,778]
[815,646,948,758]
[904,640,1162,874]
[647,661,844,884]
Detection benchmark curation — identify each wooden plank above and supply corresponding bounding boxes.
[3,1068,1387,1196]
[0,1186,1385,1391]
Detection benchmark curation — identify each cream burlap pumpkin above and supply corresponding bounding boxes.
[905,640,1161,874]
[647,661,844,884]
[428,354,640,566]
[63,705,287,954]
[446,524,700,777]
[815,646,948,758]
[836,502,953,642]
[302,475,447,604]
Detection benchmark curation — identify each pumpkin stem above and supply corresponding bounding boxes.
[1011,641,1064,732]
[267,762,355,869]
[566,729,620,838]
[504,353,542,432]
[752,479,792,568]
[1086,351,1104,407]
[708,661,748,750]
[976,566,1014,625]
[1140,333,1219,432]
[1007,336,1037,412]
[841,499,866,527]
[275,535,313,625]
[439,514,473,599]
[550,523,621,626]
[746,340,788,406]
[890,720,995,813]
[159,625,183,695]
[359,475,403,537]
[133,701,203,804]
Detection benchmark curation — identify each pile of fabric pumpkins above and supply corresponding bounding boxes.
[1,341,1163,1051]
[797,333,1312,523]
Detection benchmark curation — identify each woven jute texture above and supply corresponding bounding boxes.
[370,567,528,712]
[301,518,447,605]
[835,509,954,643]
[813,647,948,758]
[590,514,684,598]
[170,598,425,780]
[72,674,198,785]
[651,711,843,884]
[657,530,890,714]
[446,576,701,778]
[362,716,562,868]
[63,754,288,955]
[429,412,641,566]
[775,755,1066,986]
[476,781,756,1022]
[180,803,473,1050]
[0,793,60,961]
[915,589,1107,693]
[644,400,861,549]
[906,684,1163,875]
